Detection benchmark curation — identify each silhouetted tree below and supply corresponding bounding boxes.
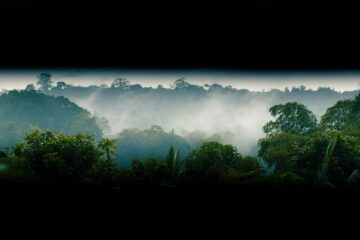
[98,138,117,161]
[111,77,130,89]
[54,81,69,91]
[37,73,53,91]
[171,78,190,89]
[25,84,36,92]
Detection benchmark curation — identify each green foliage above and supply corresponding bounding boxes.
[98,138,117,161]
[186,142,262,184]
[0,157,36,185]
[2,89,360,188]
[298,131,360,186]
[187,142,241,178]
[84,157,117,187]
[225,156,264,185]
[125,146,185,187]
[116,125,190,167]
[320,94,360,138]
[129,158,168,186]
[320,100,353,130]
[258,133,305,173]
[14,129,100,182]
[0,90,103,149]
[259,99,360,187]
[259,127,360,186]
[163,146,185,186]
[263,102,318,135]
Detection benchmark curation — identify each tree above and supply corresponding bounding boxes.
[25,84,36,92]
[186,141,263,185]
[297,130,360,186]
[258,132,305,173]
[263,102,318,135]
[54,81,70,92]
[37,73,53,91]
[186,142,242,183]
[164,146,184,186]
[320,94,360,137]
[111,77,130,89]
[320,99,353,130]
[171,78,190,89]
[14,129,100,182]
[150,125,163,132]
[318,135,337,186]
[98,138,117,161]
[0,90,103,149]
[115,126,190,167]
[129,158,168,186]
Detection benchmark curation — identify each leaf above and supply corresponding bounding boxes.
[347,169,360,185]
[319,135,337,184]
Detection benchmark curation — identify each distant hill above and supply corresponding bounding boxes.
[0,90,103,149]
[115,125,190,167]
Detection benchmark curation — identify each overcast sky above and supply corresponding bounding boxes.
[1,70,360,92]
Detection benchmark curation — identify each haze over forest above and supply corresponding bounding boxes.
[2,70,360,91]
[1,71,360,159]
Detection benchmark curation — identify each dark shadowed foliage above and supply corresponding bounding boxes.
[115,125,190,167]
[0,90,103,149]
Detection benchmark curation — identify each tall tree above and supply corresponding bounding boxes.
[98,138,117,161]
[263,102,318,135]
[37,73,53,91]
[165,146,184,185]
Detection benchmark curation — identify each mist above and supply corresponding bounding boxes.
[71,87,274,155]
[2,70,360,157]
[54,77,358,156]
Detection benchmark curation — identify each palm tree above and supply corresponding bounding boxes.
[164,146,184,186]
[98,138,117,161]
[318,135,337,187]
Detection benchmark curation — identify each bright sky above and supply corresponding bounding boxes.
[1,70,360,92]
